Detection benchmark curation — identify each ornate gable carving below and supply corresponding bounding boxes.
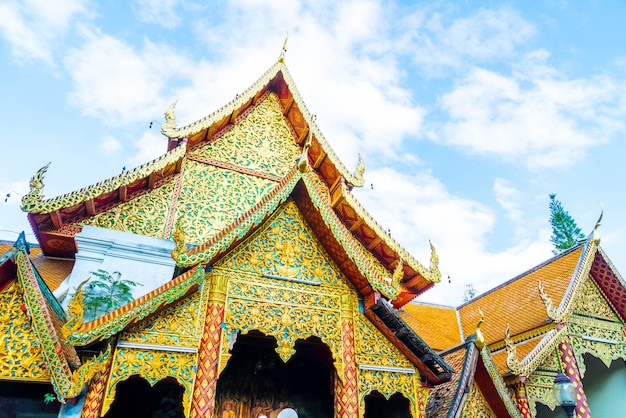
[0,281,50,381]
[572,275,620,322]
[79,178,176,237]
[190,92,300,178]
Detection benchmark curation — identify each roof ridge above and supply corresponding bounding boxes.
[62,265,204,346]
[339,181,440,284]
[458,242,585,309]
[161,61,364,187]
[22,144,186,214]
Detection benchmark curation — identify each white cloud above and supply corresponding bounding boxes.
[133,0,182,28]
[353,166,553,305]
[0,0,90,65]
[129,131,169,167]
[64,28,194,126]
[493,178,523,226]
[100,135,122,154]
[399,7,535,73]
[435,58,625,168]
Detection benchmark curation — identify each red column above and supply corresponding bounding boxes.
[558,339,591,418]
[189,275,227,418]
[335,295,358,418]
[513,383,532,418]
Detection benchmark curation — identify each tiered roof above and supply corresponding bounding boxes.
[17,55,450,386]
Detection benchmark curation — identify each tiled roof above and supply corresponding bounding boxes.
[426,346,466,417]
[0,242,73,292]
[459,245,582,345]
[399,303,462,351]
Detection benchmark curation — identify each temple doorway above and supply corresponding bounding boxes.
[216,331,334,418]
[363,391,411,418]
[103,375,185,418]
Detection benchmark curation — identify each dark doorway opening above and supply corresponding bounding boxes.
[216,331,334,418]
[0,380,60,417]
[364,391,411,418]
[103,375,184,418]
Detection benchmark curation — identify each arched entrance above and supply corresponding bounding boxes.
[103,375,185,418]
[216,331,334,418]
[364,391,411,418]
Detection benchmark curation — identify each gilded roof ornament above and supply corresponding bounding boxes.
[504,325,522,374]
[538,280,564,322]
[21,162,50,210]
[296,130,312,173]
[162,100,177,132]
[591,202,603,245]
[475,307,485,350]
[61,279,89,340]
[278,33,288,63]
[429,240,440,278]
[353,154,365,187]
[63,343,112,399]
[171,218,188,263]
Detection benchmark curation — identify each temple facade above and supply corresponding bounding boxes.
[1,51,625,418]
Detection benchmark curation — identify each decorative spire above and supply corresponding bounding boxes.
[538,280,564,322]
[278,33,288,63]
[475,307,485,349]
[591,202,603,245]
[296,130,312,173]
[162,101,177,132]
[504,325,521,374]
[21,162,51,211]
[353,154,365,186]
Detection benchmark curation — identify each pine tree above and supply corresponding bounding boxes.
[463,284,477,302]
[549,194,585,254]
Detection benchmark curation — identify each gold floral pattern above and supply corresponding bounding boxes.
[175,161,276,245]
[0,281,50,381]
[190,93,300,178]
[80,178,176,237]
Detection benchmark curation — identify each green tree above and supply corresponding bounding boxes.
[463,283,477,302]
[82,269,141,321]
[549,193,585,254]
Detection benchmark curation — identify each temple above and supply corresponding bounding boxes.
[2,47,626,418]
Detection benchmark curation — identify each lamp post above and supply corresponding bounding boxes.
[553,371,576,418]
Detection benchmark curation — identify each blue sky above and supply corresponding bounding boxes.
[1,0,625,305]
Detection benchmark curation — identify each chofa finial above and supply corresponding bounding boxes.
[475,307,485,349]
[278,33,288,63]
[591,202,603,245]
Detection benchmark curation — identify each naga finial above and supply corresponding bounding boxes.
[171,218,187,262]
[504,324,521,373]
[392,260,404,286]
[61,278,90,339]
[591,202,604,245]
[278,33,288,63]
[353,154,365,186]
[297,130,312,173]
[538,280,563,322]
[475,307,485,349]
[429,240,440,276]
[162,100,177,131]
[21,162,51,211]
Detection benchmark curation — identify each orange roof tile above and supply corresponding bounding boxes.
[459,246,582,346]
[400,302,462,351]
[0,242,73,292]
[426,347,466,417]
